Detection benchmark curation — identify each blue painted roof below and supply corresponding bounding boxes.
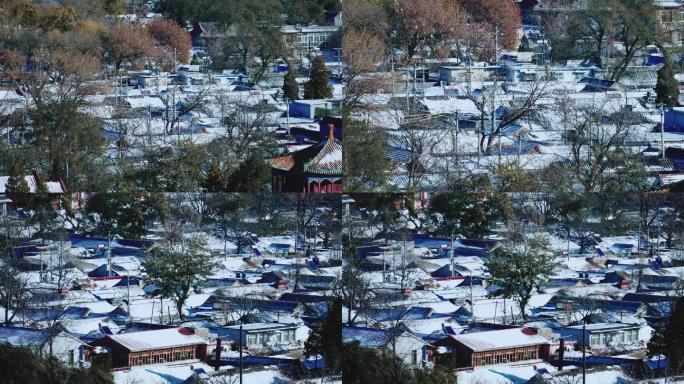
[0,326,51,348]
[23,306,89,322]
[342,326,393,348]
[278,293,331,304]
[362,306,432,322]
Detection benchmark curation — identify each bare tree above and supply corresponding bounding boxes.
[207,194,254,256]
[214,93,279,163]
[397,121,450,191]
[466,80,549,155]
[559,101,647,194]
[335,261,373,326]
[0,256,32,326]
[161,84,212,136]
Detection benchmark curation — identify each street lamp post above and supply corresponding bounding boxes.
[582,318,586,384]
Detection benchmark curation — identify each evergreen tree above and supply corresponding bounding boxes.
[518,34,531,52]
[648,297,684,375]
[428,192,501,240]
[85,193,168,240]
[142,236,216,320]
[486,236,557,321]
[655,56,679,107]
[344,118,391,191]
[304,56,333,99]
[282,70,300,100]
[225,152,270,192]
[341,340,452,384]
[131,140,207,191]
[203,159,228,192]
[28,101,107,191]
[0,343,114,384]
[6,161,30,193]
[304,298,343,372]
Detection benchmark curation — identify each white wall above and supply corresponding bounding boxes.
[41,333,87,366]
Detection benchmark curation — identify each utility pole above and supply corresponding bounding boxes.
[405,69,410,111]
[493,91,499,166]
[147,105,152,146]
[582,318,586,384]
[391,57,395,97]
[58,233,64,285]
[285,97,290,135]
[454,113,460,177]
[126,269,131,316]
[469,270,474,315]
[239,319,243,384]
[107,233,112,277]
[661,105,665,159]
[450,236,455,277]
[413,66,418,103]
[494,25,500,167]
[173,48,178,138]
[494,25,499,67]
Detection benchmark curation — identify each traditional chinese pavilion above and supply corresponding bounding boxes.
[270,124,342,192]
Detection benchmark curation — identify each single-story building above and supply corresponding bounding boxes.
[433,327,550,368]
[343,326,433,367]
[223,322,309,349]
[560,323,641,349]
[92,327,208,368]
[0,326,89,366]
[288,99,336,119]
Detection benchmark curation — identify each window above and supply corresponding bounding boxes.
[590,334,600,346]
[412,350,418,365]
[247,334,257,345]
[68,350,75,365]
[626,330,638,342]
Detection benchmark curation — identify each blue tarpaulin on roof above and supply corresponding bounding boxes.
[269,243,290,249]
[412,234,450,249]
[69,234,147,256]
[648,54,664,66]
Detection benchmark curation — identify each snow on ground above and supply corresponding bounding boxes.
[113,362,214,384]
[254,235,297,254]
[560,256,597,272]
[457,362,557,384]
[114,363,288,384]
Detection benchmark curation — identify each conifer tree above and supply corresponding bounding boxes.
[649,297,684,375]
[6,161,30,194]
[304,56,333,99]
[518,34,531,52]
[304,298,343,372]
[655,55,679,107]
[282,70,300,100]
[204,159,228,192]
[225,152,270,192]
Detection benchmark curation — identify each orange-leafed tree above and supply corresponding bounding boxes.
[393,0,467,65]
[105,24,154,74]
[459,0,522,51]
[146,18,192,70]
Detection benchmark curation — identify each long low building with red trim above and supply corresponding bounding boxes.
[433,327,551,368]
[92,327,208,368]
